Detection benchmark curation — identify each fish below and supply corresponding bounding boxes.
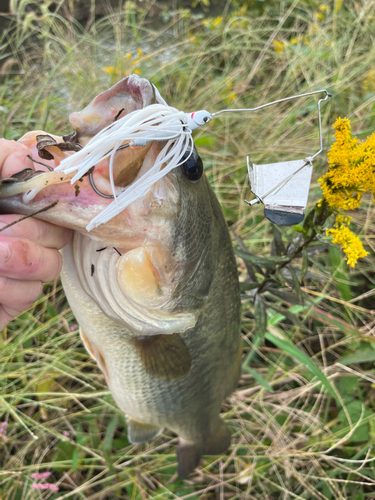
[0,74,242,478]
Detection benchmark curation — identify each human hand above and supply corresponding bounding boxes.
[0,139,72,329]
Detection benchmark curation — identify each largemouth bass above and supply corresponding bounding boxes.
[0,74,241,478]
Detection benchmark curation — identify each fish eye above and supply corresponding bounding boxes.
[180,150,203,182]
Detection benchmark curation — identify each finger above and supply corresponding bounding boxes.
[0,276,43,316]
[0,139,34,178]
[0,236,63,282]
[0,215,72,250]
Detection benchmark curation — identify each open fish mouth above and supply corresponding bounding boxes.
[0,75,174,233]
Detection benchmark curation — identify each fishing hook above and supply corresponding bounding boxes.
[89,171,115,199]
[88,143,131,199]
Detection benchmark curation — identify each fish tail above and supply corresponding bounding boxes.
[176,440,202,479]
[202,417,231,455]
[177,417,231,479]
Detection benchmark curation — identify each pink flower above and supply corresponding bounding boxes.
[0,421,7,441]
[30,472,51,480]
[70,324,78,331]
[63,430,69,437]
[31,483,59,492]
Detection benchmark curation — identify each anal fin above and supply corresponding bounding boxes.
[127,417,164,444]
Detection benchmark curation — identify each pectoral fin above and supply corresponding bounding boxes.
[133,333,191,380]
[127,417,164,444]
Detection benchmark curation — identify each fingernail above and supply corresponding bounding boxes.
[0,241,11,264]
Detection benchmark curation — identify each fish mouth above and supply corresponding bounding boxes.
[0,75,171,236]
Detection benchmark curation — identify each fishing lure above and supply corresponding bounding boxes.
[56,87,331,231]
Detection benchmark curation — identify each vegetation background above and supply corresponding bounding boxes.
[1,0,375,498]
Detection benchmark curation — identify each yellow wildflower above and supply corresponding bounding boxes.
[319,117,373,267]
[212,16,223,27]
[326,225,368,267]
[272,40,285,53]
[319,117,375,211]
[136,47,143,58]
[103,66,119,77]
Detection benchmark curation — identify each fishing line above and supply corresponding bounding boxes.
[56,88,331,231]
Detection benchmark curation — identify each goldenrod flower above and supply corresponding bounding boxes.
[212,16,223,27]
[272,40,285,53]
[103,66,119,77]
[319,117,375,210]
[327,224,368,267]
[319,117,372,267]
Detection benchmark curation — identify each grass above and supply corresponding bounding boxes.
[1,0,375,498]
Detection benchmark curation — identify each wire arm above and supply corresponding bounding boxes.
[212,89,331,117]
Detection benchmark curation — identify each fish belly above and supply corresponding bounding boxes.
[60,228,241,444]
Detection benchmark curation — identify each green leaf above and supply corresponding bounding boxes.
[232,231,258,281]
[235,248,289,268]
[271,226,286,256]
[267,287,302,305]
[240,282,259,291]
[264,331,337,400]
[332,401,372,442]
[243,366,274,391]
[254,294,267,339]
[102,416,119,473]
[269,305,311,333]
[300,247,308,282]
[339,348,375,365]
[288,266,303,303]
[293,225,307,234]
[329,245,352,301]
[194,136,216,147]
